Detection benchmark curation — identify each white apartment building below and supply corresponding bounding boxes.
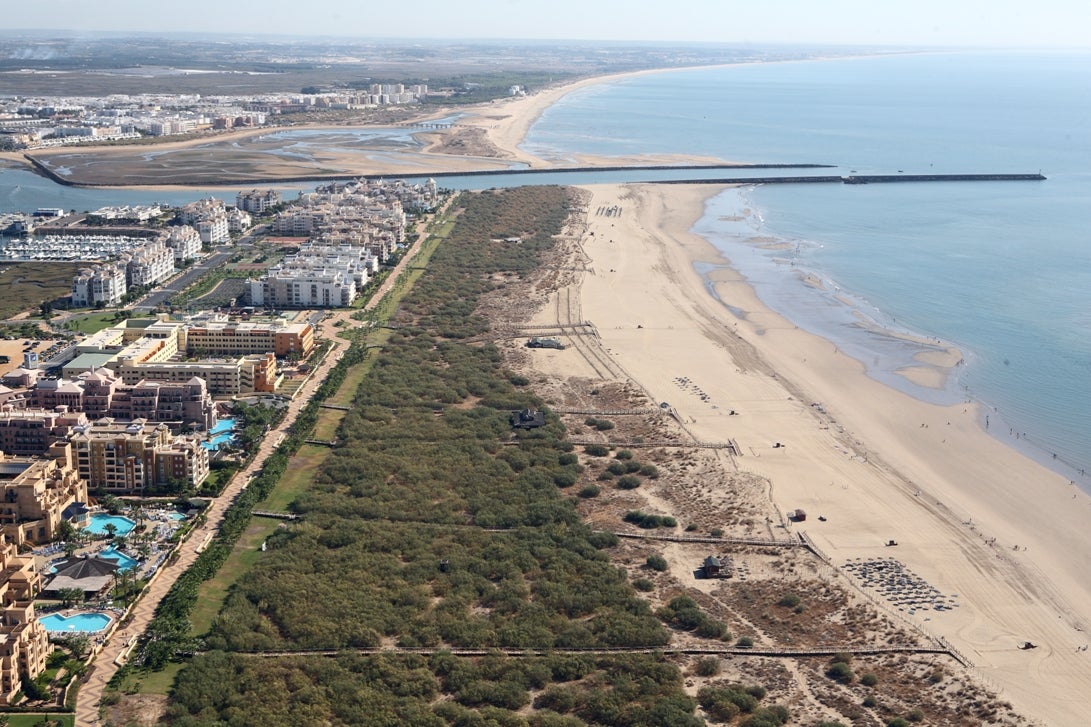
[249,268,357,308]
[72,263,127,307]
[166,225,202,261]
[236,189,281,214]
[196,215,230,244]
[179,198,226,225]
[123,239,176,288]
[226,208,252,233]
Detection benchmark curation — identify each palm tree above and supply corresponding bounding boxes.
[103,523,117,540]
[57,588,84,609]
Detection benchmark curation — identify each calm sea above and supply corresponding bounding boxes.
[524,51,1091,482]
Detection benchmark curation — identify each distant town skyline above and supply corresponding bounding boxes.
[7,0,1090,48]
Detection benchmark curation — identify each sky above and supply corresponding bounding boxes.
[7,0,1090,48]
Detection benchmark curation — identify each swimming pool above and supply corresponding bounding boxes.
[203,417,238,451]
[99,546,139,572]
[209,417,237,435]
[167,512,186,521]
[84,513,136,536]
[39,612,112,633]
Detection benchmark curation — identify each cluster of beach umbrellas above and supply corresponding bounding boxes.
[843,558,959,614]
[674,376,711,403]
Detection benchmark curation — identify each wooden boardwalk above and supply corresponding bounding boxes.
[232,643,966,663]
[569,439,740,455]
[553,408,662,416]
[252,510,300,521]
[608,530,802,549]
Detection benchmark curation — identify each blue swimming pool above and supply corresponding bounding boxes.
[203,417,238,451]
[99,546,139,572]
[40,612,112,633]
[209,417,237,435]
[84,513,136,536]
[167,512,186,521]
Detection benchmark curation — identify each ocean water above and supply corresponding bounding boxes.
[523,51,1091,482]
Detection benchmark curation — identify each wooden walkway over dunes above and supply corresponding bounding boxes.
[569,438,741,455]
[553,408,663,416]
[252,510,300,520]
[609,530,802,549]
[231,643,968,665]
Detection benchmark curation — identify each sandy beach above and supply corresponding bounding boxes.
[525,182,1091,725]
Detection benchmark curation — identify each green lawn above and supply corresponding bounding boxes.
[310,408,343,442]
[324,340,384,409]
[64,312,149,334]
[117,661,183,696]
[187,521,279,637]
[256,445,328,513]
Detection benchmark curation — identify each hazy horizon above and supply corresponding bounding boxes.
[7,0,1090,49]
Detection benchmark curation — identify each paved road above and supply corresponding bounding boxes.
[74,198,451,726]
[131,249,235,313]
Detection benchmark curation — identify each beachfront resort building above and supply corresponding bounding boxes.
[81,369,217,427]
[70,419,209,495]
[113,355,278,396]
[248,268,356,308]
[0,532,49,704]
[181,313,315,359]
[248,242,378,308]
[48,313,302,397]
[0,409,89,457]
[0,442,88,546]
[20,372,216,429]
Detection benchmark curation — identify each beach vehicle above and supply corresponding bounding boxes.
[509,408,546,429]
[526,337,564,350]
